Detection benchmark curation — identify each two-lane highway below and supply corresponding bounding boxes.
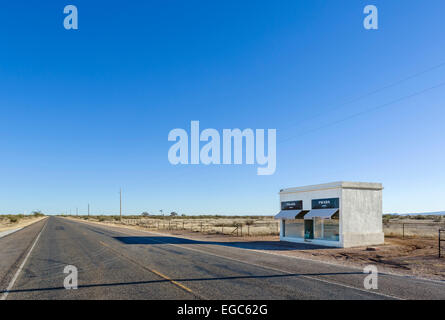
[1,216,444,300]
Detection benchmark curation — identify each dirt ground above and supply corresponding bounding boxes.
[284,236,445,281]
[69,217,445,281]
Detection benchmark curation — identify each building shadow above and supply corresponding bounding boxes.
[113,236,329,251]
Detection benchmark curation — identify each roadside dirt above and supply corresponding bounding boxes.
[0,216,46,233]
[68,217,445,281]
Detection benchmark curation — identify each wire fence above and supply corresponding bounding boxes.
[383,222,445,238]
[118,218,280,236]
[77,216,445,240]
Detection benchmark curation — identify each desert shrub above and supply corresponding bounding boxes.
[412,215,428,220]
[214,222,230,227]
[9,217,18,223]
[32,211,44,217]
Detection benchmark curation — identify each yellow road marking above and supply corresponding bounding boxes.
[149,269,194,294]
[98,241,198,297]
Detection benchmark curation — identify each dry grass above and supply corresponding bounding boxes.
[66,215,280,236]
[384,220,445,238]
[65,215,445,238]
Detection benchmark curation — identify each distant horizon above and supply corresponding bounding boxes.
[3,210,445,217]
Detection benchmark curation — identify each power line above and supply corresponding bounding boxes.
[278,80,445,144]
[280,60,445,133]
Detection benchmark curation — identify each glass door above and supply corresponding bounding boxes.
[304,219,314,239]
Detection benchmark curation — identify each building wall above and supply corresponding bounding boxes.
[340,188,384,247]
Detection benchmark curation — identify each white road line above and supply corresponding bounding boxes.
[0,228,24,239]
[0,220,48,300]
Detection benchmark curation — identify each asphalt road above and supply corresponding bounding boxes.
[0,216,444,300]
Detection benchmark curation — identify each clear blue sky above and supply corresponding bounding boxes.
[1,0,444,215]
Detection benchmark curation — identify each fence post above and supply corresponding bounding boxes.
[439,229,444,259]
[403,223,405,239]
[200,222,203,233]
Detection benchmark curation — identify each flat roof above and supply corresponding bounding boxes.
[279,181,383,194]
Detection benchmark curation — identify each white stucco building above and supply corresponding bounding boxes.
[274,181,384,248]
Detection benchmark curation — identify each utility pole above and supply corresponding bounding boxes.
[120,189,122,221]
[76,207,78,216]
[88,204,90,217]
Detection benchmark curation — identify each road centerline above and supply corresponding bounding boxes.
[98,240,205,300]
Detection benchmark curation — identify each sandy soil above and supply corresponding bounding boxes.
[67,217,445,281]
[0,216,47,233]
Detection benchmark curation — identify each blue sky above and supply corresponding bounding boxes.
[1,0,444,215]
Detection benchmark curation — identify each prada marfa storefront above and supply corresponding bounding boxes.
[274,182,385,248]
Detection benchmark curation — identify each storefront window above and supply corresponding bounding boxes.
[314,218,339,241]
[323,219,340,241]
[314,218,323,239]
[284,219,304,238]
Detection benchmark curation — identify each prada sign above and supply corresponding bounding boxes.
[281,200,303,211]
[312,198,339,209]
